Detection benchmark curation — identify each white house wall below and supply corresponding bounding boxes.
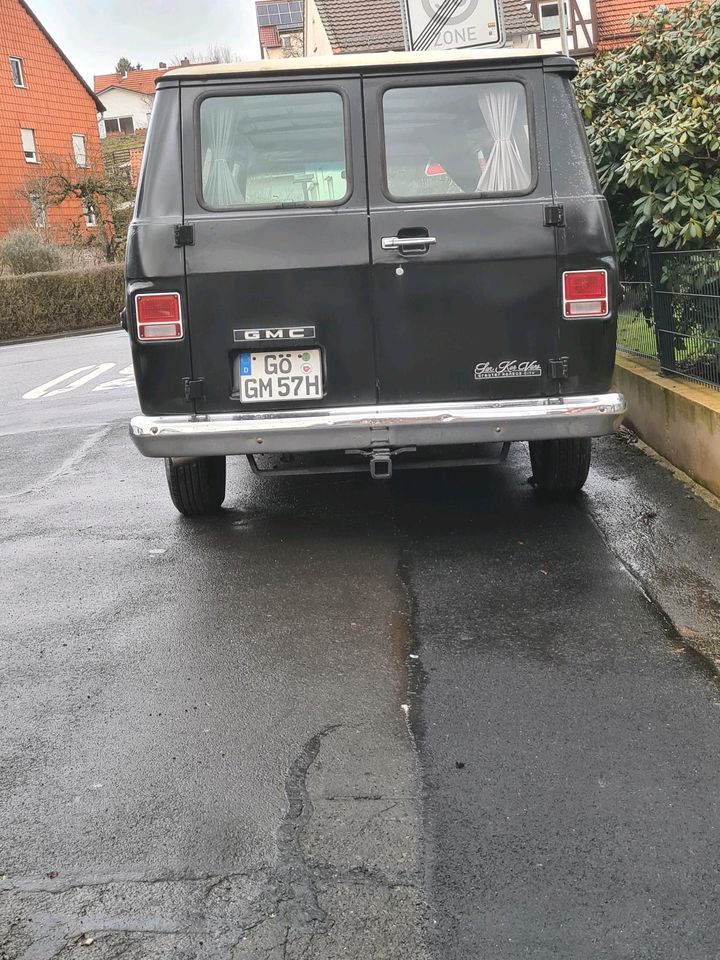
[527,0,596,54]
[305,0,333,56]
[98,87,154,137]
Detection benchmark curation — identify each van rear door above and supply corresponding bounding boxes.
[363,67,560,403]
[180,77,376,414]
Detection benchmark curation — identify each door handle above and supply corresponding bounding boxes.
[381,236,438,251]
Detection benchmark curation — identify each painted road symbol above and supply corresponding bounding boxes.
[23,364,135,400]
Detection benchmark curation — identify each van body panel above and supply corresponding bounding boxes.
[363,69,562,404]
[544,73,618,396]
[180,77,377,414]
[556,199,618,395]
[126,88,192,416]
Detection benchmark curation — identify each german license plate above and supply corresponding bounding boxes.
[238,349,323,404]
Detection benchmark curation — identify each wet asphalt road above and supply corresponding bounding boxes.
[1,331,719,960]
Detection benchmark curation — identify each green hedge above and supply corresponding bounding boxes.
[0,264,124,341]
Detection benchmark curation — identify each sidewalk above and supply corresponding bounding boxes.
[613,353,720,499]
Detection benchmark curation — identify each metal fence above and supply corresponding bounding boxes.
[617,247,720,391]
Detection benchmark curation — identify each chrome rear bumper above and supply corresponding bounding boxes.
[130,393,626,458]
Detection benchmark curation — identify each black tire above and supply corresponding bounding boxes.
[164,456,226,516]
[529,438,592,495]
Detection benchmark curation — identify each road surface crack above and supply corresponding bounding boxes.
[0,424,115,502]
[273,724,341,926]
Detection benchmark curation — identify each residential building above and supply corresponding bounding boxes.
[528,0,597,55]
[529,0,694,57]
[304,0,539,57]
[257,1,304,58]
[595,0,688,49]
[0,0,104,237]
[94,62,182,138]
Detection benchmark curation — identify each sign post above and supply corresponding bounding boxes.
[402,0,505,52]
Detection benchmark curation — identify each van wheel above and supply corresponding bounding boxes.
[164,456,226,516]
[529,438,591,495]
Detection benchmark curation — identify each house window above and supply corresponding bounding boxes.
[82,201,97,228]
[103,116,135,135]
[72,134,88,167]
[20,128,37,163]
[10,56,25,87]
[282,35,292,50]
[29,195,46,228]
[539,2,569,32]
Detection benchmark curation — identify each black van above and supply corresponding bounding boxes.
[126,48,625,516]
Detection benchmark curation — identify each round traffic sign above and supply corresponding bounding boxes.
[421,0,480,26]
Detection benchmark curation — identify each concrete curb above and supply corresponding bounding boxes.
[613,353,720,499]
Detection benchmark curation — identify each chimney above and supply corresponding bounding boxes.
[180,57,190,67]
[158,61,167,69]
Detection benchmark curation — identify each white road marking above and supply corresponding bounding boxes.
[23,363,117,400]
[92,365,135,391]
[23,365,97,399]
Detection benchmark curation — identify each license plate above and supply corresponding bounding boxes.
[238,349,323,404]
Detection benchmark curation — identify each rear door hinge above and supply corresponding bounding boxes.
[549,357,569,380]
[174,224,195,247]
[183,377,205,401]
[543,204,565,227]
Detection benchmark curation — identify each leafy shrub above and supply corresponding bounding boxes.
[575,0,720,254]
[0,265,124,341]
[0,229,63,275]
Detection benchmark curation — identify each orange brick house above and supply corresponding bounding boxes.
[596,0,690,49]
[0,0,104,239]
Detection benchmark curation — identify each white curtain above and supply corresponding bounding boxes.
[476,86,530,193]
[202,105,246,207]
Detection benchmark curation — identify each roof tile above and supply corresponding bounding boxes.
[94,62,216,95]
[259,25,282,47]
[596,0,690,46]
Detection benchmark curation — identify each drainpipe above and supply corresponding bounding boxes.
[558,1,570,56]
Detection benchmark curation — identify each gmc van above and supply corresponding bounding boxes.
[125,48,625,516]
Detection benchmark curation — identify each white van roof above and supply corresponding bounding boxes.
[165,48,570,81]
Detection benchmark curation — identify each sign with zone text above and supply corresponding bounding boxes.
[402,0,505,51]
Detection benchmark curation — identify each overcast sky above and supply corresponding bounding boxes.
[28,0,261,85]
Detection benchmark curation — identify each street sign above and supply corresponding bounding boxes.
[402,0,505,51]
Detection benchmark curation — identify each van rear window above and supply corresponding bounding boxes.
[199,92,349,209]
[382,81,533,200]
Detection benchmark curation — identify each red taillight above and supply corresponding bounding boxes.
[136,293,183,341]
[563,270,609,318]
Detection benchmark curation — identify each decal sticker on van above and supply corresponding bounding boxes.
[474,360,542,380]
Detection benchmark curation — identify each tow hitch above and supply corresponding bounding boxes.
[369,447,393,480]
[346,445,417,480]
[247,443,510,478]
